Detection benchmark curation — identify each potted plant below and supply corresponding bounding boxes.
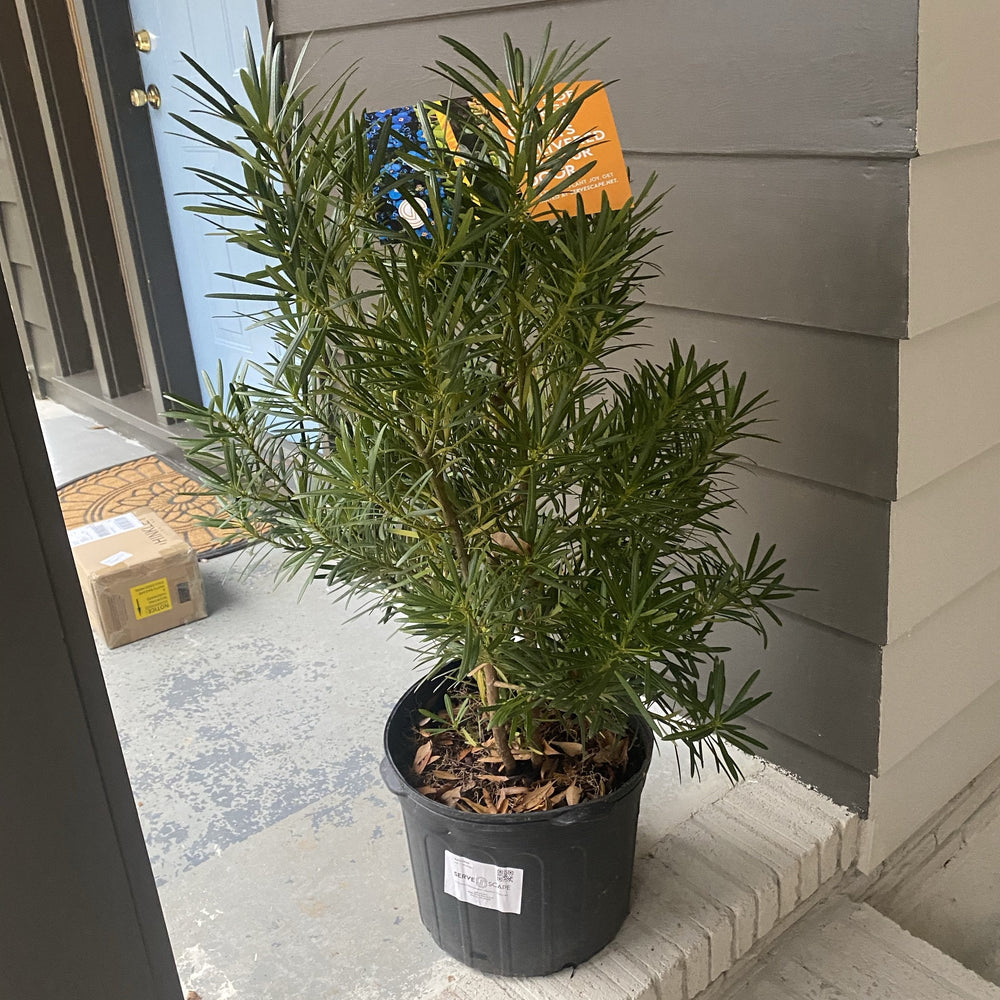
[168,29,792,976]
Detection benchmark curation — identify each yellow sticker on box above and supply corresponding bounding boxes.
[130,577,173,619]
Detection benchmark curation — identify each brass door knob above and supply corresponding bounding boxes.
[134,29,152,52]
[130,84,161,110]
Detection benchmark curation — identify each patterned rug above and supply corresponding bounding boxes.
[58,454,249,559]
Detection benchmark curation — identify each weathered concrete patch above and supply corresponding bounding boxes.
[101,549,422,884]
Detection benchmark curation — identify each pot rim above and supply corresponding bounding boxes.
[382,672,654,825]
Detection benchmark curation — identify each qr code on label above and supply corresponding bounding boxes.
[496,868,515,884]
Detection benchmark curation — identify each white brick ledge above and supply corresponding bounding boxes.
[428,765,860,1000]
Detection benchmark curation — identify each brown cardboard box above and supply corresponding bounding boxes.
[68,507,207,648]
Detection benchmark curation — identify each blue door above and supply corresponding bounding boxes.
[128,0,267,403]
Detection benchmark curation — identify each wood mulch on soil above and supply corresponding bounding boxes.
[407,703,634,814]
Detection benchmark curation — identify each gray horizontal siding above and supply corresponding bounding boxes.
[10,260,46,329]
[888,443,1000,640]
[909,143,1000,336]
[881,567,1000,772]
[632,312,891,790]
[727,467,890,644]
[741,720,872,814]
[288,47,910,338]
[638,310,899,500]
[634,154,909,337]
[868,675,1000,865]
[2,203,34,266]
[23,321,56,379]
[0,127,52,381]
[916,0,1000,156]
[0,126,14,201]
[282,0,917,157]
[898,302,1000,495]
[274,0,545,35]
[0,169,15,203]
[715,614,881,774]
[860,5,1000,861]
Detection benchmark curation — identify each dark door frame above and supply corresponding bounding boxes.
[15,0,148,399]
[0,264,182,999]
[70,0,203,407]
[65,0,273,416]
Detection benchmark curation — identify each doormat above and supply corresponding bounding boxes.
[58,454,250,559]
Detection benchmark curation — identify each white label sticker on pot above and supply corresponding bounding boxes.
[443,850,523,914]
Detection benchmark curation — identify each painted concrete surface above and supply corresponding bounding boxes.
[879,806,1000,988]
[35,397,150,485]
[125,556,455,999]
[719,898,1000,1000]
[101,552,417,886]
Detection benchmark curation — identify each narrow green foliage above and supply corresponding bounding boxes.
[419,692,482,746]
[167,28,794,781]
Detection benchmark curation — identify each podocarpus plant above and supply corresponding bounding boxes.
[168,30,792,795]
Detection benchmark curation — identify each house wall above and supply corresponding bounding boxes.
[0,0,147,402]
[867,0,1000,865]
[0,2,92,385]
[270,0,920,811]
[0,119,52,387]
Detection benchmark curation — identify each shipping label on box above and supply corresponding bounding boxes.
[68,507,207,648]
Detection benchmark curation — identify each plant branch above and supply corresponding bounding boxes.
[410,424,518,775]
[410,425,472,582]
[479,660,518,775]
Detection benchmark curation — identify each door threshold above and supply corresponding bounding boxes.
[40,373,184,461]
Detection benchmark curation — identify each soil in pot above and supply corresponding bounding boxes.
[408,684,637,816]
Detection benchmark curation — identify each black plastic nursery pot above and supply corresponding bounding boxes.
[381,674,654,977]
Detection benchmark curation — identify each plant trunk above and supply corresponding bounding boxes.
[481,661,518,776]
[411,430,518,774]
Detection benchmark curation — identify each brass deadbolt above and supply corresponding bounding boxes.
[129,84,161,110]
[134,29,152,53]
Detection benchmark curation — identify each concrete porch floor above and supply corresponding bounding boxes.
[876,805,1000,988]
[37,397,1000,999]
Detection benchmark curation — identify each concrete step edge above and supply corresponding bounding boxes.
[718,897,1000,1000]
[848,903,1000,999]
